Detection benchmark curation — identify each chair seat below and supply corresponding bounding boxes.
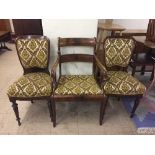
[7,72,52,98]
[103,71,146,95]
[55,75,103,95]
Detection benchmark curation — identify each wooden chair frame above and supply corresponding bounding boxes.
[130,19,155,80]
[8,35,53,126]
[130,39,154,81]
[51,37,107,127]
[100,36,144,125]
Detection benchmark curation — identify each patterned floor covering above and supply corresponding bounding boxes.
[122,73,155,134]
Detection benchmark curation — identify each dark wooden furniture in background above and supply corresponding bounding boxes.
[12,19,43,36]
[97,22,125,51]
[130,19,155,80]
[0,31,11,51]
[0,19,12,32]
[115,29,147,37]
[146,19,155,42]
[0,20,12,51]
[133,36,155,80]
[51,38,106,127]
[133,36,155,49]
[133,36,155,100]
[130,37,155,80]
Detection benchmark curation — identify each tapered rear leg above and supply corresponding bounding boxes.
[100,97,108,125]
[12,101,21,126]
[51,98,56,127]
[130,97,140,118]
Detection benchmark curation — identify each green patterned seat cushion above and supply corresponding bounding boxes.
[55,75,103,95]
[104,38,135,67]
[16,38,49,69]
[7,73,52,98]
[103,71,146,95]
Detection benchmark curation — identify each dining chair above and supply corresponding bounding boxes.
[100,36,146,125]
[7,35,53,126]
[50,37,107,127]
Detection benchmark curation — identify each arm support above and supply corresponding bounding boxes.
[94,55,107,75]
[51,56,60,92]
[94,55,108,87]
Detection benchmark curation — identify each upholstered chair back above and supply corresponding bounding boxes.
[16,36,49,70]
[104,37,135,68]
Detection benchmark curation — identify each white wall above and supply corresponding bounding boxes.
[42,19,97,54]
[113,19,149,29]
[42,19,98,74]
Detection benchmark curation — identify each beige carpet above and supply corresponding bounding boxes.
[0,43,137,135]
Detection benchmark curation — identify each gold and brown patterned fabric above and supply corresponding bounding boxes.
[7,73,52,98]
[103,71,146,95]
[55,75,103,95]
[16,38,49,69]
[104,38,135,67]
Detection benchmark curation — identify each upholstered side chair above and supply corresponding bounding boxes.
[51,37,107,127]
[100,36,146,125]
[7,35,54,126]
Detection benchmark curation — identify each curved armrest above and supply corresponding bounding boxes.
[94,55,108,87]
[94,55,107,75]
[51,56,59,76]
[51,56,60,91]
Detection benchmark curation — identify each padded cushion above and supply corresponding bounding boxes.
[7,73,52,98]
[104,38,135,67]
[103,71,146,95]
[55,75,103,95]
[16,38,49,69]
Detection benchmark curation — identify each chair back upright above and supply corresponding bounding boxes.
[15,35,50,74]
[103,36,135,71]
[58,37,96,75]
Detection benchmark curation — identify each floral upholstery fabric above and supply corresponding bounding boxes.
[55,75,103,95]
[16,38,49,69]
[104,38,135,67]
[7,73,52,98]
[103,71,146,95]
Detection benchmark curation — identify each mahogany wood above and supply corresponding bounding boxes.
[130,20,155,80]
[99,36,143,125]
[8,35,54,126]
[60,54,93,63]
[51,37,106,127]
[13,19,43,36]
[58,37,96,47]
[0,31,11,51]
[146,19,155,42]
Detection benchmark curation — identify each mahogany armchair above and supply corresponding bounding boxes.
[100,36,146,125]
[51,37,107,127]
[7,35,53,126]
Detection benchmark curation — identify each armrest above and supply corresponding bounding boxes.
[51,56,60,91]
[94,55,107,75]
[94,55,108,87]
[51,56,59,77]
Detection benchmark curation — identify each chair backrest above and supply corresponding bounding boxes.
[58,37,96,63]
[16,35,50,74]
[103,36,135,70]
[146,19,155,42]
